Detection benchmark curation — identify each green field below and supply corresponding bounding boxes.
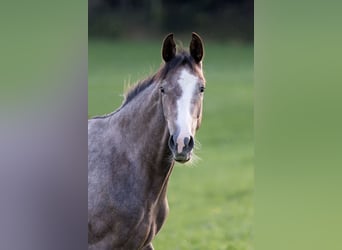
[89,39,254,250]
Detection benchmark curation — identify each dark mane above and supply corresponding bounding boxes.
[123,50,197,106]
[122,76,156,107]
[90,50,197,120]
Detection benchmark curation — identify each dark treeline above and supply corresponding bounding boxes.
[89,0,253,42]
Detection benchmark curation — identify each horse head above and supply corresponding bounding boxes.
[159,33,205,163]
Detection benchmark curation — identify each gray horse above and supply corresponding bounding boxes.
[88,33,205,249]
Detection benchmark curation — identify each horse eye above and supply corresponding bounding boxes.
[160,86,165,93]
[199,86,205,93]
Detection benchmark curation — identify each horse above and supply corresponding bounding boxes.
[88,33,205,250]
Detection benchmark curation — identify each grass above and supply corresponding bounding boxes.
[89,39,254,250]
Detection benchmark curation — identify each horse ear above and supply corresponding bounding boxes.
[162,33,176,62]
[190,32,204,63]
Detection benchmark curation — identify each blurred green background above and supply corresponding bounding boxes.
[255,1,342,250]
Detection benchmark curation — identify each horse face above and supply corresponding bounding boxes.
[160,32,205,163]
[160,67,205,163]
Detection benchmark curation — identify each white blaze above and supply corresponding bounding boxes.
[176,69,198,153]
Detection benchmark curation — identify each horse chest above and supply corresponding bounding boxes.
[112,196,169,249]
[125,187,169,238]
[89,184,169,249]
[129,198,169,248]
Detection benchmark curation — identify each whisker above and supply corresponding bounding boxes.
[166,153,174,163]
[194,138,202,150]
[185,152,201,167]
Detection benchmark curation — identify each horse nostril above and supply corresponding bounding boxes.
[188,136,194,149]
[168,135,176,149]
[184,136,194,150]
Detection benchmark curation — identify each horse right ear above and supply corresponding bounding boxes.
[162,33,176,62]
[190,32,204,63]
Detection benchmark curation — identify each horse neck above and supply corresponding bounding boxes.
[114,82,173,175]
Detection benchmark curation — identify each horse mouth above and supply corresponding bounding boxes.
[173,153,191,163]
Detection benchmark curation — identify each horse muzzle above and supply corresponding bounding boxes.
[168,135,194,163]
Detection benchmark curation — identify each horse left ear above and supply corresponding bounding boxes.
[190,32,204,63]
[162,33,176,62]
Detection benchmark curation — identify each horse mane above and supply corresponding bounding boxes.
[90,50,197,120]
[123,50,197,106]
[122,76,156,107]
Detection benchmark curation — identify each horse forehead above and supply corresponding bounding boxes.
[176,68,199,94]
